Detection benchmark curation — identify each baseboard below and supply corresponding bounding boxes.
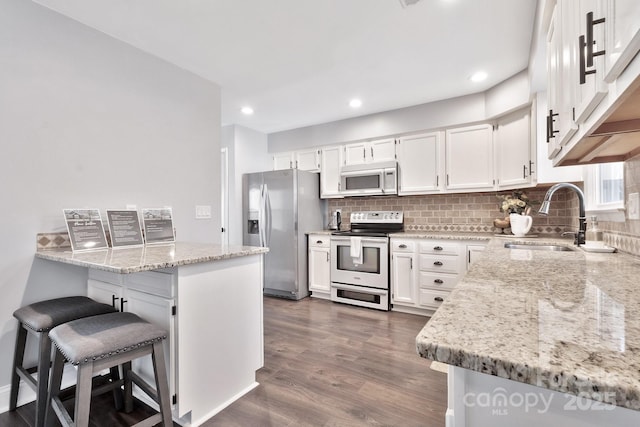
[0,364,78,413]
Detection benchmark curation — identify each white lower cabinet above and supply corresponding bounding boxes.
[88,269,176,409]
[391,237,487,315]
[308,234,331,299]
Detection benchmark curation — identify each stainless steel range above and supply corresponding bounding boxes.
[330,211,403,311]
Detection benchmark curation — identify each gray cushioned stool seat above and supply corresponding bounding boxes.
[9,296,116,427]
[49,311,167,365]
[13,296,116,332]
[47,311,172,427]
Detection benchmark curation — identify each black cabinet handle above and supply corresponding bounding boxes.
[586,12,606,68]
[579,35,598,84]
[316,240,323,244]
[434,279,444,284]
[433,246,443,251]
[546,109,559,142]
[434,297,444,302]
[120,298,127,312]
[399,244,407,249]
[433,261,443,266]
[111,294,119,310]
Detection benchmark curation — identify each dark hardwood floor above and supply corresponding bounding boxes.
[1,296,447,427]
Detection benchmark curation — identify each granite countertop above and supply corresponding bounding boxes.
[36,241,269,274]
[416,236,640,410]
[390,231,494,241]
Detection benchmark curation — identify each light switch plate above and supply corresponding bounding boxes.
[195,205,212,219]
[629,193,640,220]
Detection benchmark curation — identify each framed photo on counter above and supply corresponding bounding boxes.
[63,208,109,252]
[142,207,175,244]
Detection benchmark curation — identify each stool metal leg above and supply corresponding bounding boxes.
[9,325,27,411]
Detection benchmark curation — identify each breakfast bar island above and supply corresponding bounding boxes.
[36,242,268,427]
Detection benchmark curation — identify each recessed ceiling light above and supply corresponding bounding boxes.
[349,99,362,108]
[241,106,254,115]
[470,71,488,82]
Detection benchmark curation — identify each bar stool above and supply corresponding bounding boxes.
[46,311,172,427]
[10,296,117,426]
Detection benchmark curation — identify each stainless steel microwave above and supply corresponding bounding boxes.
[339,161,398,196]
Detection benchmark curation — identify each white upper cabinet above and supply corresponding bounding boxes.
[273,152,294,170]
[445,124,495,192]
[295,149,321,172]
[495,108,533,189]
[320,146,344,198]
[603,0,640,82]
[573,0,609,124]
[343,138,396,165]
[396,132,442,195]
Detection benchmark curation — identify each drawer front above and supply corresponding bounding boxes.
[419,254,461,274]
[125,270,175,298]
[89,269,126,286]
[391,239,416,252]
[419,289,450,309]
[419,241,461,256]
[309,235,330,248]
[419,272,459,291]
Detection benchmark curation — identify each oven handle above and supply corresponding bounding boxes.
[330,236,388,244]
[331,283,388,296]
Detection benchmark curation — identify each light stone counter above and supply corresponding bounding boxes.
[390,231,493,241]
[35,242,269,274]
[416,236,640,413]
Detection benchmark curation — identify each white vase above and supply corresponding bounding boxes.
[510,213,532,237]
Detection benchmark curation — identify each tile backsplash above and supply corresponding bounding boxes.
[328,187,576,235]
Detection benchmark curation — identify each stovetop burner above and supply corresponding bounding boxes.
[331,210,404,237]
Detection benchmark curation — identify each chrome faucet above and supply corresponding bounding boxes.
[538,182,586,246]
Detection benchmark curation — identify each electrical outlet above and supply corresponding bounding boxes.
[195,205,212,219]
[629,193,640,220]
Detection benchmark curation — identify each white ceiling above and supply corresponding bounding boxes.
[33,0,539,134]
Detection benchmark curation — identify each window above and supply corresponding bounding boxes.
[584,162,625,221]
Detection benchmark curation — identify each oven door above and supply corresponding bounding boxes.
[330,235,388,289]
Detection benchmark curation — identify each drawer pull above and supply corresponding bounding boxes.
[433,246,443,251]
[316,240,323,244]
[399,244,407,248]
[433,261,443,266]
[434,279,444,284]
[434,296,444,302]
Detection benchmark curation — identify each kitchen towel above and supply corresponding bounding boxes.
[350,236,363,264]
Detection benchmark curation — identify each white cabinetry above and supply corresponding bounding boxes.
[343,138,396,165]
[320,146,344,198]
[308,234,331,299]
[466,244,487,269]
[495,108,533,189]
[390,239,417,305]
[273,149,321,172]
[391,238,486,315]
[445,124,495,192]
[396,132,442,195]
[604,0,640,82]
[88,270,176,407]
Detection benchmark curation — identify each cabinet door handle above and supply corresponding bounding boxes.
[326,252,330,262]
[111,294,120,310]
[547,109,559,142]
[434,279,444,284]
[586,12,606,68]
[433,246,443,251]
[399,244,407,248]
[434,296,444,302]
[316,240,323,244]
[363,148,366,160]
[370,147,373,158]
[523,164,527,179]
[579,35,597,84]
[529,160,534,176]
[120,298,128,312]
[434,261,443,266]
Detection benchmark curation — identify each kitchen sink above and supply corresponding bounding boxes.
[504,242,574,252]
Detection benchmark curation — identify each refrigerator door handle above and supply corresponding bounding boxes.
[264,184,272,246]
[259,184,267,247]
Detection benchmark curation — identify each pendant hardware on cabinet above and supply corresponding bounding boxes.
[586,12,606,68]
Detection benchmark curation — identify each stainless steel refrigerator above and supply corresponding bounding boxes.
[243,169,326,300]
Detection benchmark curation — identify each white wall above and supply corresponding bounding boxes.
[221,125,270,244]
[0,0,221,399]
[267,70,531,152]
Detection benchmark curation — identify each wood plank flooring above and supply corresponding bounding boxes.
[0,296,447,427]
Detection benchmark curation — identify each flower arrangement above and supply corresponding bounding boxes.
[498,190,536,215]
